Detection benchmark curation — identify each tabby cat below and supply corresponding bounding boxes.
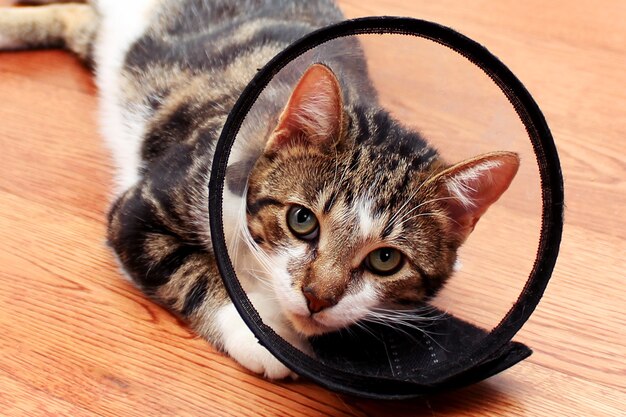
[0,0,519,379]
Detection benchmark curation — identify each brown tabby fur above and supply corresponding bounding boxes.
[1,0,519,368]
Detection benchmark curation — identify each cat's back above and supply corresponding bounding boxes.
[107,0,352,168]
[99,0,378,186]
[164,0,343,35]
[126,0,344,73]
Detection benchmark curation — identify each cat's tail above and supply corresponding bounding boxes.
[0,1,97,64]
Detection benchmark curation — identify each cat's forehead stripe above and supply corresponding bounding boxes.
[356,198,388,240]
[357,199,375,237]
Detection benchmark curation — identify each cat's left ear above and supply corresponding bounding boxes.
[265,63,343,153]
[431,151,520,243]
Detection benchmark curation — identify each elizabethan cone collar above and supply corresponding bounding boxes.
[208,17,563,399]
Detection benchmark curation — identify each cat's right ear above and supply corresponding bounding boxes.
[265,63,343,153]
[429,151,520,243]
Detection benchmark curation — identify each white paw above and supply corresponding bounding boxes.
[222,325,296,380]
[217,301,298,380]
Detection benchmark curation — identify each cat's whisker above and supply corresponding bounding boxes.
[373,318,448,351]
[353,321,383,341]
[364,314,443,331]
[244,270,273,285]
[386,164,457,229]
[243,267,271,276]
[249,275,276,292]
[361,317,422,344]
[396,212,447,228]
[241,270,279,296]
[366,312,445,325]
[236,206,279,277]
[387,168,442,226]
[363,316,448,350]
[369,305,446,316]
[374,318,445,332]
[387,187,423,227]
[365,308,448,332]
[393,196,461,227]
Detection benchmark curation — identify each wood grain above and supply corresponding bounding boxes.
[0,0,624,415]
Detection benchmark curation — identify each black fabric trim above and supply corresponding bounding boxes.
[208,16,563,399]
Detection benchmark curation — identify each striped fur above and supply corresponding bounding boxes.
[0,0,519,379]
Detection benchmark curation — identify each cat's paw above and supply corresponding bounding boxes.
[222,325,296,380]
[217,302,297,380]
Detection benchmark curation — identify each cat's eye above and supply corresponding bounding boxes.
[364,248,404,276]
[287,205,319,240]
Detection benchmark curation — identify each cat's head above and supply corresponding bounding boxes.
[246,64,519,336]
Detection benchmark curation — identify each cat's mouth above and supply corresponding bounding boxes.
[286,312,343,336]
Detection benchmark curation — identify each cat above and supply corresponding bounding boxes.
[0,0,519,379]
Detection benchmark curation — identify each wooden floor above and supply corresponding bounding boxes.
[1,0,624,415]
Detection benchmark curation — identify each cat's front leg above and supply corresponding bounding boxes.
[108,184,308,380]
[215,292,311,380]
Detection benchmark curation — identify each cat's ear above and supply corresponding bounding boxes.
[431,151,520,242]
[265,63,343,153]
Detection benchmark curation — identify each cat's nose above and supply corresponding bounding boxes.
[302,286,336,314]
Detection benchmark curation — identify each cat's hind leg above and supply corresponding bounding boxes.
[0,3,97,62]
